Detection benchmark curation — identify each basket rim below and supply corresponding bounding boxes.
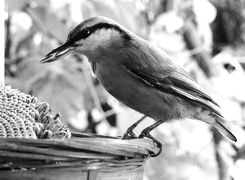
[0,132,160,171]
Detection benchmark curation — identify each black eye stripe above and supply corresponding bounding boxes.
[68,28,91,43]
[68,22,131,43]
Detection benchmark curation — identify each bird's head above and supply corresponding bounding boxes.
[41,16,132,63]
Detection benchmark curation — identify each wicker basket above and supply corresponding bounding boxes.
[0,132,159,180]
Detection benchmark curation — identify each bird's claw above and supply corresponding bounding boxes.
[122,128,138,139]
[122,115,147,140]
[139,131,162,157]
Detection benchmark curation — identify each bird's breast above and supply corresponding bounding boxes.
[93,61,195,121]
[94,61,134,97]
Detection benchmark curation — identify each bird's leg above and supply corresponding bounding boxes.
[139,120,164,157]
[122,115,147,139]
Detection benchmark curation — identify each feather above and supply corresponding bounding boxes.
[122,65,223,117]
[120,36,223,117]
[211,115,237,142]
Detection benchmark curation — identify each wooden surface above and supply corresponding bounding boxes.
[0,166,145,180]
[0,132,159,180]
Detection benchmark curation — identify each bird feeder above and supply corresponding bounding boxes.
[0,84,159,180]
[0,133,158,180]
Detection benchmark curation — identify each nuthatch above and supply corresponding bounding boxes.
[41,16,237,155]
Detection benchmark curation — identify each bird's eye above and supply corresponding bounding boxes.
[81,28,91,39]
[68,27,92,43]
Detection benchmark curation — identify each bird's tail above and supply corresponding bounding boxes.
[207,115,237,142]
[213,116,237,142]
[197,110,237,142]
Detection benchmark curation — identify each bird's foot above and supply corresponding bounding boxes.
[121,126,139,139]
[139,130,162,157]
[122,115,147,140]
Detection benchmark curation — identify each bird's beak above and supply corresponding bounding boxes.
[41,42,75,63]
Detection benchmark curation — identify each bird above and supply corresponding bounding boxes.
[41,16,237,156]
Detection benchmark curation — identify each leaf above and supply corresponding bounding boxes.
[6,55,87,124]
[6,0,49,12]
[24,5,69,42]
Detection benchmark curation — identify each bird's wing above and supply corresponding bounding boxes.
[122,64,223,117]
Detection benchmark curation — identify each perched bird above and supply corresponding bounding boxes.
[41,16,236,155]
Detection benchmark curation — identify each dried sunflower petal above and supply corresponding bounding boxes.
[0,84,71,139]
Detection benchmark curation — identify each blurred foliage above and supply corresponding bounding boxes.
[210,0,244,55]
[4,0,245,180]
[4,0,149,123]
